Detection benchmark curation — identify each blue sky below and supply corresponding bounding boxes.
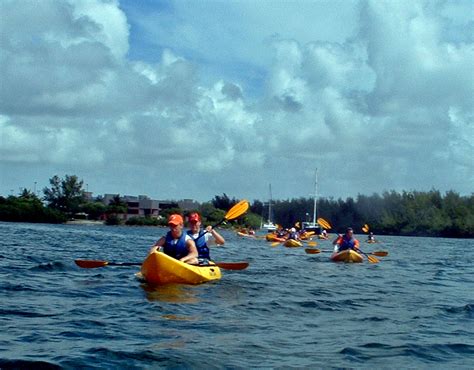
[0,0,473,202]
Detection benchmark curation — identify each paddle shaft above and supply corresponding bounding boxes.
[75,259,247,270]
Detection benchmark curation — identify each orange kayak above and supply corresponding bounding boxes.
[266,234,285,242]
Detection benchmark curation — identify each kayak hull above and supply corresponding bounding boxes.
[237,231,256,238]
[284,239,303,248]
[331,249,363,263]
[140,251,222,285]
[266,234,285,242]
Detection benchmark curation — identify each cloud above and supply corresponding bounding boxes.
[0,0,472,202]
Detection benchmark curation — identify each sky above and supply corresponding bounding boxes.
[0,0,473,203]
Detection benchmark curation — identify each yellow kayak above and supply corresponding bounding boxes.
[283,239,303,248]
[140,251,221,285]
[331,249,363,263]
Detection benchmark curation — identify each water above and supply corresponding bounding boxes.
[0,222,473,369]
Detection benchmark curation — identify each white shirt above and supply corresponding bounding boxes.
[189,231,216,246]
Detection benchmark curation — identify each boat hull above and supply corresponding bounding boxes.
[140,251,222,285]
[266,234,285,242]
[237,231,256,238]
[331,249,363,263]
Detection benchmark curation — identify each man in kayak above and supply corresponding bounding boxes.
[367,232,376,243]
[333,227,360,252]
[287,227,300,241]
[149,214,199,264]
[186,212,225,265]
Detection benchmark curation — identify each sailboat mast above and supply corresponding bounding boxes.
[268,183,273,222]
[312,168,318,224]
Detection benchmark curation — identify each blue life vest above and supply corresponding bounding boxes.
[338,236,356,251]
[163,231,188,260]
[188,230,210,260]
[288,232,299,240]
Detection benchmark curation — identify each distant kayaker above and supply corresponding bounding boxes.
[320,229,328,239]
[149,214,199,264]
[186,212,225,265]
[333,227,360,252]
[287,227,300,241]
[367,232,376,242]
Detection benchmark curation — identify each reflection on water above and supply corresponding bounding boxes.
[140,282,200,304]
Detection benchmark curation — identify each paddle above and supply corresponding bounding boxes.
[74,259,249,270]
[357,249,379,263]
[317,217,332,230]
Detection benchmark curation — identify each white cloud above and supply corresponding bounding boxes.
[0,0,472,201]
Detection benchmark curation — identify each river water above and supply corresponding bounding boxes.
[0,222,473,369]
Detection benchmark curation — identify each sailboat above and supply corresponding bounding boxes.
[302,168,322,234]
[262,184,277,232]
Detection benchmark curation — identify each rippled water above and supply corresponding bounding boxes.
[1,222,473,369]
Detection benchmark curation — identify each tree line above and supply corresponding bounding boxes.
[255,190,473,238]
[0,175,472,238]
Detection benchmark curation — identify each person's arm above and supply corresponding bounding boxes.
[332,235,342,245]
[180,238,198,263]
[149,236,165,254]
[354,239,360,250]
[205,225,225,245]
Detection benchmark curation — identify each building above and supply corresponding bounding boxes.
[102,194,179,220]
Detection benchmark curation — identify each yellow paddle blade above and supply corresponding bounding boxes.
[225,200,249,221]
[362,227,368,233]
[75,259,109,268]
[305,241,318,247]
[305,248,321,254]
[372,251,388,257]
[317,218,331,229]
[367,254,379,263]
[295,222,301,229]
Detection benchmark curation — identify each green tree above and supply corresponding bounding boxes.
[43,175,85,214]
[107,195,127,214]
[80,202,107,220]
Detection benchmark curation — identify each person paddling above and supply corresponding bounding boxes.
[367,232,376,243]
[150,214,199,264]
[333,227,360,253]
[287,227,300,241]
[186,212,225,265]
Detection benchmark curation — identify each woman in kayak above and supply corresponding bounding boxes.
[186,212,225,265]
[333,227,360,252]
[149,214,199,264]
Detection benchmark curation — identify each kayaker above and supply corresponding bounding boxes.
[287,227,300,241]
[367,232,376,242]
[186,212,225,264]
[150,214,199,264]
[333,227,360,252]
